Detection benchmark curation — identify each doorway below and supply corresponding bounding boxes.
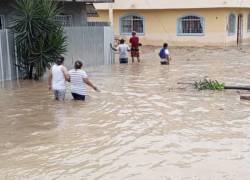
[237,14,243,45]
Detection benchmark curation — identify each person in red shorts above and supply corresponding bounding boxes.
[129,31,140,63]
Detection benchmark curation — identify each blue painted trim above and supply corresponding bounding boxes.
[227,13,236,36]
[177,33,205,36]
[176,14,205,36]
[119,13,145,36]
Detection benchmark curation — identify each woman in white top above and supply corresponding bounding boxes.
[48,56,69,101]
[69,61,99,101]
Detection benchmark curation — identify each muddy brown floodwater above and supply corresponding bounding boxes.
[1,46,250,180]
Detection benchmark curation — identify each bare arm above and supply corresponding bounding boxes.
[83,78,99,91]
[110,43,118,51]
[166,54,170,61]
[48,69,52,90]
[61,66,70,82]
[127,45,131,52]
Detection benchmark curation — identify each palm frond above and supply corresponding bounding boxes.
[11,0,67,80]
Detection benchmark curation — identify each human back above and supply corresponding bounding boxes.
[51,64,66,90]
[118,43,129,59]
[69,61,99,101]
[159,43,170,65]
[116,39,130,64]
[69,68,88,96]
[48,56,69,101]
[159,48,167,59]
[130,34,139,49]
[129,31,140,63]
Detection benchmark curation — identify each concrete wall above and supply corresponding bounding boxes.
[90,8,250,46]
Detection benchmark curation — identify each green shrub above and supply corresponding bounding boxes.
[12,0,67,80]
[194,79,225,91]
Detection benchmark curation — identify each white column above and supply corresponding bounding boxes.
[109,3,114,27]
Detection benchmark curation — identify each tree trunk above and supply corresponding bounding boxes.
[29,64,34,79]
[224,86,250,90]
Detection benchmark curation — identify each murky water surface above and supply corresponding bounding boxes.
[1,47,250,180]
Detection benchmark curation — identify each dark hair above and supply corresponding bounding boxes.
[163,43,168,48]
[56,56,64,65]
[132,31,136,36]
[120,39,125,44]
[74,60,83,70]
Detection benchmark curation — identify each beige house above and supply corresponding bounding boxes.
[89,0,250,46]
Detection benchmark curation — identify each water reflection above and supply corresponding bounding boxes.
[1,47,250,179]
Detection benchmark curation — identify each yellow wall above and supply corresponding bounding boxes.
[89,8,250,46]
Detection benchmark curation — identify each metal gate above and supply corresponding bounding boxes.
[64,26,114,68]
[0,29,17,81]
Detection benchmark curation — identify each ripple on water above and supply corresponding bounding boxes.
[1,47,250,179]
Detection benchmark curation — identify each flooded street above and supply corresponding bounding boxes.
[1,46,250,180]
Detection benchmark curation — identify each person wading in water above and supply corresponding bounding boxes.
[48,56,69,101]
[159,43,171,65]
[69,61,99,101]
[129,31,141,63]
[110,39,130,64]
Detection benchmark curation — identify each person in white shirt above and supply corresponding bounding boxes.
[69,61,99,101]
[159,43,171,65]
[48,56,69,101]
[111,39,130,64]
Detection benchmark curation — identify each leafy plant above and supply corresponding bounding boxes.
[194,79,225,91]
[12,0,67,80]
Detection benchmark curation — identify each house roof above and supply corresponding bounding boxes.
[94,0,250,10]
[86,3,99,17]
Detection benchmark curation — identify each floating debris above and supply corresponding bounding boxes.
[194,79,224,90]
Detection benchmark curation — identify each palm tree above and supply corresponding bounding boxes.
[12,0,67,79]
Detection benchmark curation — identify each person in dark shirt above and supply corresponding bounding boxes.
[129,31,141,63]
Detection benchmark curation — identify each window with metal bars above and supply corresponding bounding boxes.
[120,15,144,35]
[177,15,204,35]
[55,15,73,27]
[228,13,236,35]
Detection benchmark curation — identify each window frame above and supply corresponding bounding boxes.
[54,15,73,27]
[247,14,250,32]
[177,14,205,36]
[0,15,5,30]
[119,14,145,36]
[228,13,236,36]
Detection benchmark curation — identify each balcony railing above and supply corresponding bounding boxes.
[87,21,110,26]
